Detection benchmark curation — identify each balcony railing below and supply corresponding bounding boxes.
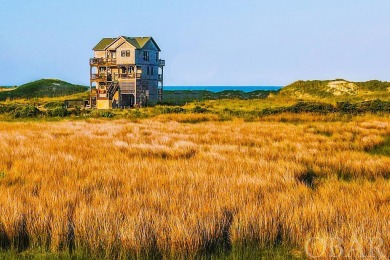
[90,58,117,66]
[90,73,114,82]
[118,73,135,79]
[92,73,138,81]
[91,73,105,80]
[159,59,165,66]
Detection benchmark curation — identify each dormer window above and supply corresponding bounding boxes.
[143,51,149,61]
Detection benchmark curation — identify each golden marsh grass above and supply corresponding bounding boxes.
[0,114,389,258]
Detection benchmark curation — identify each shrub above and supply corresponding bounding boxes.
[0,103,20,114]
[124,109,150,119]
[44,101,65,109]
[260,107,288,116]
[47,106,68,117]
[356,99,390,113]
[159,106,187,114]
[0,105,5,114]
[12,105,40,118]
[192,106,209,113]
[63,106,82,117]
[288,101,336,114]
[99,111,114,118]
[337,102,358,114]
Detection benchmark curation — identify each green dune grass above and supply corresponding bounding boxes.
[0,79,87,100]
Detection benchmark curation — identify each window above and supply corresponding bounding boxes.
[121,67,126,73]
[151,67,154,75]
[107,51,116,59]
[107,51,115,58]
[156,52,159,62]
[147,67,150,75]
[121,50,131,57]
[143,51,149,61]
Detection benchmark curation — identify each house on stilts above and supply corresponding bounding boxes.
[89,36,165,109]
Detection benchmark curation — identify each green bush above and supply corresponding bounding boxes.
[44,101,65,109]
[288,101,336,114]
[260,107,288,115]
[12,105,40,118]
[355,100,390,113]
[0,105,5,114]
[157,106,187,114]
[47,106,68,117]
[192,106,209,113]
[0,103,20,114]
[68,106,82,116]
[336,102,358,114]
[99,111,114,118]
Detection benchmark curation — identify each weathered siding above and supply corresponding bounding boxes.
[135,40,160,66]
[147,81,159,105]
[116,42,136,65]
[135,51,160,65]
[135,79,158,106]
[94,51,106,58]
[133,39,160,106]
[135,65,158,81]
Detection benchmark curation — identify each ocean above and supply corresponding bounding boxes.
[164,86,282,92]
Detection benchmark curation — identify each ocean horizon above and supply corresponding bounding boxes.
[164,86,282,92]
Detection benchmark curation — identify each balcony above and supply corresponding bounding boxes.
[90,73,115,82]
[118,73,136,79]
[90,58,117,66]
[158,74,163,81]
[159,59,165,66]
[91,73,105,81]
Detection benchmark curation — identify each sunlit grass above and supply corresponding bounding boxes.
[0,114,389,258]
[369,135,390,156]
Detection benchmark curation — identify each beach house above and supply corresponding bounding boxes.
[89,36,165,109]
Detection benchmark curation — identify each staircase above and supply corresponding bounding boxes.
[107,81,119,100]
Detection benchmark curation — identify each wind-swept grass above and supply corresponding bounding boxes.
[0,114,389,258]
[369,135,390,156]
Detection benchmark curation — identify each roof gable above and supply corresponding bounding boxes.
[98,36,161,51]
[106,37,127,51]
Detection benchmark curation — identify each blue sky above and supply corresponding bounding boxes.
[0,0,389,86]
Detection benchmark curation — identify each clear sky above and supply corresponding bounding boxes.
[0,0,389,86]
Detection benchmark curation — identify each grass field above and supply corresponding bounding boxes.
[0,112,389,259]
[0,79,389,258]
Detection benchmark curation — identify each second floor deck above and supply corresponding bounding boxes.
[90,58,165,67]
[91,73,141,82]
